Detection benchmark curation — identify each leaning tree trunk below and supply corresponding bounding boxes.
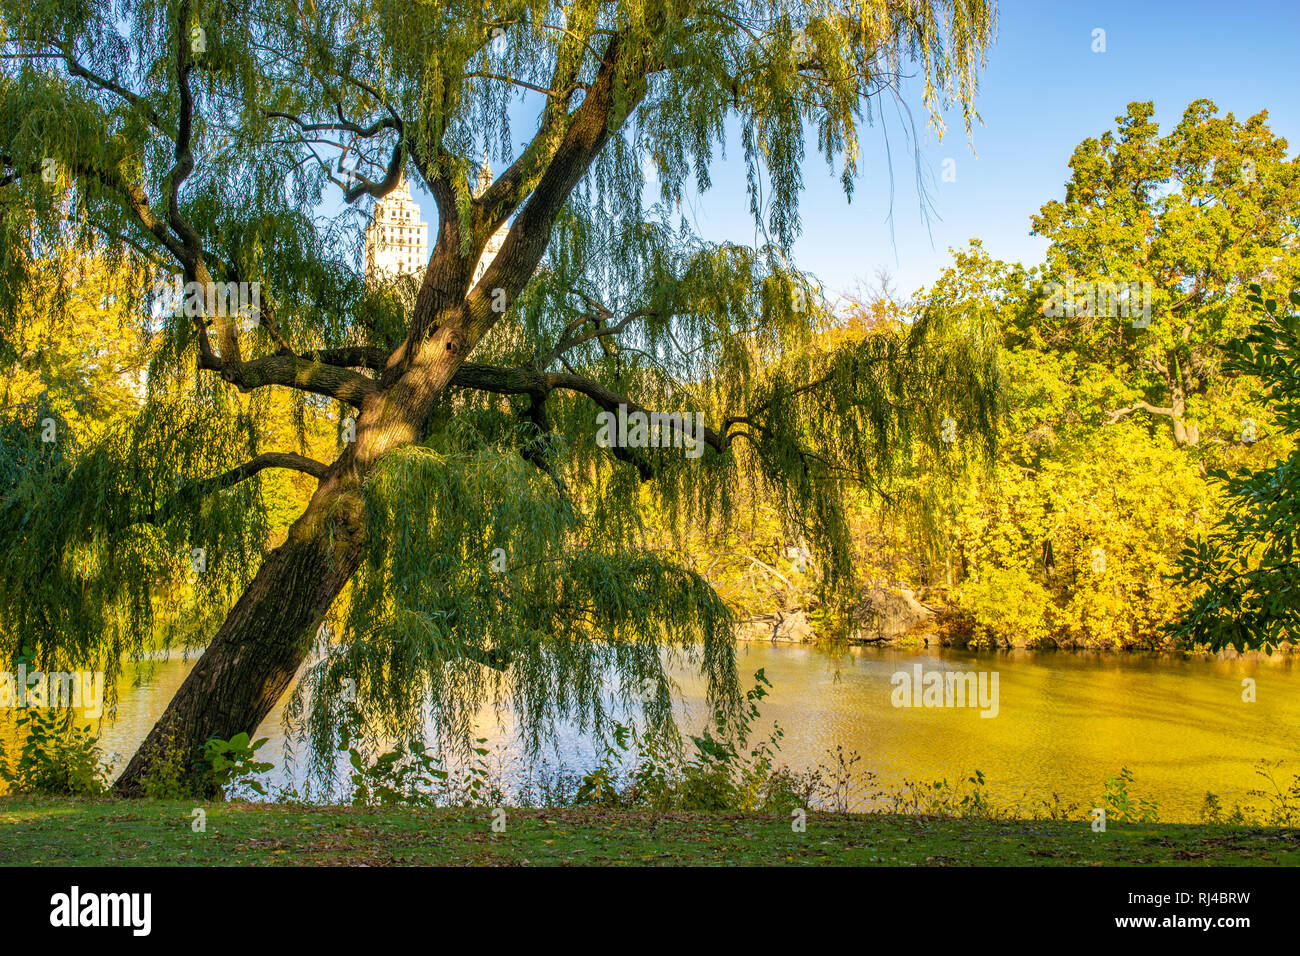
[112,34,630,794]
[113,299,483,795]
[113,472,366,796]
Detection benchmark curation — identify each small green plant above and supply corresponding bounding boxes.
[627,733,681,811]
[1246,760,1300,825]
[675,669,783,812]
[1200,791,1223,824]
[883,768,1001,818]
[1197,763,1300,826]
[0,709,109,796]
[1036,791,1082,821]
[1098,766,1160,823]
[201,732,273,798]
[899,770,995,818]
[575,723,632,807]
[346,739,448,807]
[455,737,499,807]
[140,736,191,799]
[813,744,865,814]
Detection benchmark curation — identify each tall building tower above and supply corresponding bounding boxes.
[472,158,509,288]
[364,174,428,280]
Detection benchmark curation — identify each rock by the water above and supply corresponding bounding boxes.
[853,583,937,643]
[736,609,815,643]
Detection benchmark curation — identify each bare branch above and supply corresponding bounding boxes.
[1107,400,1175,424]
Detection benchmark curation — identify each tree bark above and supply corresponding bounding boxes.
[113,472,366,795]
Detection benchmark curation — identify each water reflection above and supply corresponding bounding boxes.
[4,644,1296,820]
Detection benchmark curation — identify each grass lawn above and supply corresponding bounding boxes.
[2,796,1298,865]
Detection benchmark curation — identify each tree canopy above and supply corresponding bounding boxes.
[0,0,999,791]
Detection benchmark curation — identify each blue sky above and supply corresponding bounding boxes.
[403,0,1300,303]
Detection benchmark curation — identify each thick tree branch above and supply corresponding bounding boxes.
[476,3,599,225]
[1107,400,1175,424]
[60,45,171,135]
[544,299,651,363]
[459,34,652,341]
[544,370,727,453]
[1106,397,1200,445]
[342,138,405,204]
[201,351,379,407]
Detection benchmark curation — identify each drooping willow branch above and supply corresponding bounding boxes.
[131,451,327,528]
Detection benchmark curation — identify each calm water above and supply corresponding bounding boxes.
[6,644,1298,820]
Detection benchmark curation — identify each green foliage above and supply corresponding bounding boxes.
[1173,288,1300,650]
[457,738,498,808]
[345,739,449,807]
[865,98,1300,649]
[200,732,273,798]
[0,254,151,439]
[959,566,1054,647]
[957,423,1209,647]
[671,668,790,811]
[139,736,192,799]
[545,668,816,813]
[291,418,744,779]
[532,672,886,815]
[0,394,275,698]
[1097,766,1160,824]
[1244,761,1300,825]
[894,770,994,819]
[342,734,501,807]
[1029,99,1300,447]
[0,708,109,796]
[570,722,629,807]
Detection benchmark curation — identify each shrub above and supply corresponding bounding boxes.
[0,709,109,796]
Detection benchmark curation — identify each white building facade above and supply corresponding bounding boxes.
[364,175,428,280]
[363,160,509,287]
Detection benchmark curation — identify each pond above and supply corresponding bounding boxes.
[5,643,1297,821]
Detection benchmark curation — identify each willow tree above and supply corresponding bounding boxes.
[0,0,997,795]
